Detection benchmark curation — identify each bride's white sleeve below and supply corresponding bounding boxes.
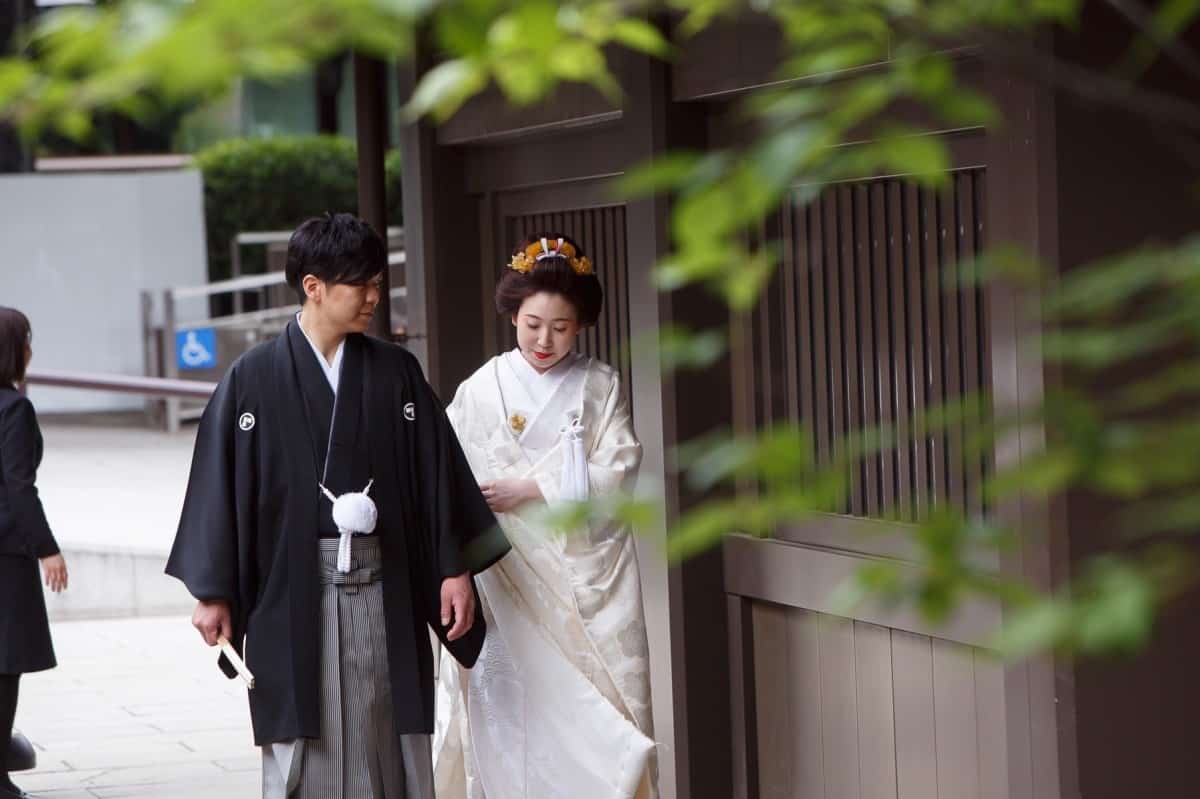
[587,374,642,498]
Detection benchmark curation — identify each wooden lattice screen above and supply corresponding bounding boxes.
[744,171,990,520]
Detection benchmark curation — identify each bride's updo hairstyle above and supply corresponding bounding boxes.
[495,233,603,326]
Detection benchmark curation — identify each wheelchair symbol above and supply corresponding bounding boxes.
[176,328,218,371]
[180,331,213,368]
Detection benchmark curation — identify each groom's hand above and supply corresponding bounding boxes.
[192,599,232,647]
[440,572,476,642]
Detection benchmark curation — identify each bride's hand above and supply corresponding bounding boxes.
[480,478,542,513]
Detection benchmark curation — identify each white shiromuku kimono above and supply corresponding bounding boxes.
[433,349,656,799]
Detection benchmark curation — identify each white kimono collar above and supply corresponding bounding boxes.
[296,312,345,395]
[504,349,582,407]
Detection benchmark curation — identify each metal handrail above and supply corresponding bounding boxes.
[35,154,193,172]
[171,264,406,302]
[232,226,404,246]
[173,271,286,299]
[230,225,404,279]
[25,369,216,400]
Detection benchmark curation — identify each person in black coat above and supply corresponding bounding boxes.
[0,307,67,799]
[167,215,508,797]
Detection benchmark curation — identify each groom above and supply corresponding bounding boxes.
[166,212,509,797]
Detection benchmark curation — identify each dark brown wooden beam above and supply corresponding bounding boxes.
[354,51,392,340]
[395,39,487,394]
[0,0,33,173]
[315,53,346,135]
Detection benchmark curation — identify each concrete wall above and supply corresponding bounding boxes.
[44,546,194,621]
[0,169,207,412]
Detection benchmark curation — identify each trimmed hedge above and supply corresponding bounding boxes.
[193,135,403,282]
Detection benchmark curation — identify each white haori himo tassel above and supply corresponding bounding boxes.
[559,416,589,502]
[319,479,378,573]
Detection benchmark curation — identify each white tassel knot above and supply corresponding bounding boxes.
[321,480,377,573]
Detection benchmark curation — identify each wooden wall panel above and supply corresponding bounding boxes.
[744,601,1004,799]
[975,654,1010,799]
[855,622,899,799]
[752,602,793,798]
[818,614,862,799]
[892,630,940,799]
[933,639,982,799]
[787,609,826,797]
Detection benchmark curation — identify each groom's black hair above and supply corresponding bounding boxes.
[285,212,387,304]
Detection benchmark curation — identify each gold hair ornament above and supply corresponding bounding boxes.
[508,237,593,276]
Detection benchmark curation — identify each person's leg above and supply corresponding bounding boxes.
[0,673,20,791]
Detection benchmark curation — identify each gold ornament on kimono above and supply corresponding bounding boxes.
[509,413,527,433]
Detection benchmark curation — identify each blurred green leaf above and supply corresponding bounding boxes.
[548,40,606,82]
[405,58,488,121]
[676,433,758,493]
[830,561,905,616]
[0,61,35,106]
[610,18,671,57]
[667,503,748,561]
[931,86,999,128]
[657,324,728,372]
[966,243,1042,285]
[670,0,735,38]
[1113,363,1200,412]
[1040,313,1185,368]
[495,57,554,105]
[1045,238,1200,318]
[652,245,740,290]
[434,0,491,55]
[617,151,705,198]
[781,40,886,79]
[876,126,951,182]
[721,248,778,309]
[993,599,1074,660]
[746,86,831,128]
[1119,0,1200,76]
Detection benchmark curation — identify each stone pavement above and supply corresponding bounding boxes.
[11,616,259,798]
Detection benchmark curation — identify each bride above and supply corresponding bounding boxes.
[433,234,656,798]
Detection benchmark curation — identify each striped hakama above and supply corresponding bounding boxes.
[263,538,435,798]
